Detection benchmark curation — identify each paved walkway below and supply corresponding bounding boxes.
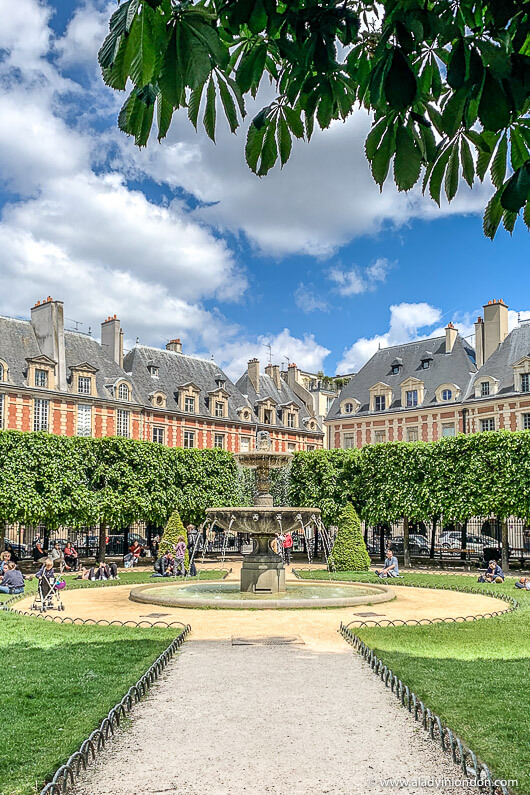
[74,639,465,795]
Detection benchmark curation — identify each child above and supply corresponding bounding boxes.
[515,576,530,590]
[174,536,186,576]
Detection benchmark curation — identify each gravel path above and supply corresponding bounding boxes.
[74,638,466,795]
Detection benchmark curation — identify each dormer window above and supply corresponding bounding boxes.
[215,400,225,418]
[344,402,354,414]
[185,396,196,413]
[406,390,418,407]
[420,351,433,370]
[374,395,386,411]
[215,378,226,389]
[391,365,400,375]
[148,365,159,378]
[0,363,4,381]
[481,381,490,397]
[118,383,130,400]
[287,412,296,428]
[390,358,402,375]
[522,373,530,393]
[78,376,91,395]
[35,369,48,388]
[263,409,273,425]
[442,388,452,401]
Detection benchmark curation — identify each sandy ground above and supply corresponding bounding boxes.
[73,640,470,795]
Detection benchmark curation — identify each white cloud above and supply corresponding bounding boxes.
[56,1,114,67]
[294,284,329,313]
[337,302,442,373]
[328,256,394,296]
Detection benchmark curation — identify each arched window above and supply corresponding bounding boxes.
[0,363,3,381]
[344,402,354,414]
[118,383,130,400]
[441,389,452,401]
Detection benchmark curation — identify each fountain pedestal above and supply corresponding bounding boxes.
[240,531,285,594]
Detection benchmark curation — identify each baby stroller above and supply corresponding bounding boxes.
[31,576,66,613]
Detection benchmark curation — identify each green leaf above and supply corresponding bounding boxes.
[393,125,422,191]
[277,115,292,167]
[483,189,503,239]
[478,71,511,131]
[365,117,387,160]
[159,27,184,107]
[510,128,529,170]
[283,106,304,139]
[428,145,452,206]
[524,200,530,228]
[491,134,508,189]
[128,6,156,86]
[441,87,466,137]
[157,91,173,140]
[371,125,395,188]
[502,209,518,233]
[444,140,460,201]
[187,83,205,130]
[460,136,474,187]
[500,166,530,213]
[245,122,266,173]
[384,48,417,111]
[187,20,229,69]
[258,119,278,176]
[236,48,259,94]
[218,78,238,133]
[203,76,216,142]
[316,91,333,129]
[447,39,467,90]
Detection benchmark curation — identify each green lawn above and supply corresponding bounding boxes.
[298,568,530,792]
[0,567,225,602]
[0,612,181,795]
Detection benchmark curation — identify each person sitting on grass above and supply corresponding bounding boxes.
[0,550,11,575]
[0,561,25,594]
[92,561,119,581]
[152,551,174,577]
[478,559,505,583]
[375,548,400,578]
[515,576,530,590]
[174,536,186,577]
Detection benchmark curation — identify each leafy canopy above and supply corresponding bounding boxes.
[100,0,530,239]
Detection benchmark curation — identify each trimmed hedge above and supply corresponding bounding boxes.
[329,503,370,571]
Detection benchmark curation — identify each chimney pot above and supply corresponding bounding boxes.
[101,314,123,367]
[247,358,260,393]
[445,323,458,353]
[166,339,182,353]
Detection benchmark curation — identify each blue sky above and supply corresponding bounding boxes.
[0,0,528,379]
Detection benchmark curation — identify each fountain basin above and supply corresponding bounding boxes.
[206,506,320,535]
[129,580,395,610]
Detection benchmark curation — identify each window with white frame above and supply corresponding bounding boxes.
[480,381,490,397]
[148,365,159,378]
[406,427,418,442]
[374,430,386,443]
[152,427,164,444]
[522,373,530,393]
[263,409,273,424]
[0,394,3,428]
[344,402,354,414]
[441,389,452,401]
[183,430,195,448]
[522,413,530,431]
[374,395,386,411]
[78,376,91,395]
[34,399,49,431]
[35,369,48,388]
[240,436,251,452]
[215,401,225,418]
[118,383,130,400]
[406,389,418,407]
[184,396,195,413]
[288,442,296,452]
[116,408,130,437]
[214,434,225,448]
[343,433,355,448]
[287,412,295,428]
[0,363,4,381]
[421,360,430,370]
[480,417,495,432]
[442,423,456,437]
[77,404,92,437]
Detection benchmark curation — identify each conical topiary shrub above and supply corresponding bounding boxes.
[329,503,371,571]
[159,509,189,568]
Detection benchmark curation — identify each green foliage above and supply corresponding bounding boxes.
[159,507,188,567]
[329,503,370,571]
[289,449,359,525]
[101,0,530,239]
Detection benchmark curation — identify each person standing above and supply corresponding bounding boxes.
[186,524,198,577]
[283,531,293,565]
[174,536,186,577]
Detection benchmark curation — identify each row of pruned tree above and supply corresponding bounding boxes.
[289,431,530,568]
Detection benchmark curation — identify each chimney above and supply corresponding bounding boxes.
[483,299,508,363]
[166,338,182,353]
[272,364,281,390]
[286,362,299,389]
[30,297,67,391]
[474,316,484,368]
[101,314,124,367]
[445,322,457,353]
[248,358,260,393]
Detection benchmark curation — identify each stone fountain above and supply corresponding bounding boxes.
[205,431,319,594]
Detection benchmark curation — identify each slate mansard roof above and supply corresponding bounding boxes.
[466,323,530,400]
[0,316,137,401]
[236,370,318,431]
[327,334,477,420]
[123,345,253,423]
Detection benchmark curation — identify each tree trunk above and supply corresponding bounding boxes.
[403,516,411,568]
[460,520,468,561]
[501,518,509,571]
[430,516,437,559]
[379,524,385,561]
[123,525,129,558]
[98,521,107,563]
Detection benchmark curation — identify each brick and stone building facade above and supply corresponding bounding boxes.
[0,298,324,452]
[326,300,530,448]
